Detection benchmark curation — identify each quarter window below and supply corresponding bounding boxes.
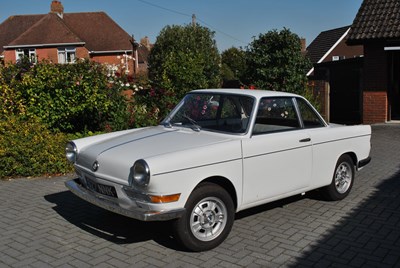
[296,98,325,128]
[253,97,300,134]
[58,47,76,64]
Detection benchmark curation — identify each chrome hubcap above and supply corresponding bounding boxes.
[190,197,227,241]
[335,162,352,194]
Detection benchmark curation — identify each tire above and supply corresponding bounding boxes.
[173,182,235,252]
[322,154,355,201]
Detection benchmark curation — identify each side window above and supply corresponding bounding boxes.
[296,98,325,128]
[253,97,300,134]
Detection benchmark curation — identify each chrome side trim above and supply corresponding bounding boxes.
[65,179,185,221]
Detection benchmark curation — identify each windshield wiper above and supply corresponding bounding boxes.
[183,114,201,132]
[163,121,172,128]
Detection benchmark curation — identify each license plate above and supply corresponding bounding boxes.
[85,177,118,198]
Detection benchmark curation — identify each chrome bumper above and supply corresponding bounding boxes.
[65,178,185,221]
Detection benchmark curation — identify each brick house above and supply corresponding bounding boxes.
[0,1,149,76]
[347,0,400,123]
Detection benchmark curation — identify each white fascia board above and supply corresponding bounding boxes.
[384,46,400,51]
[89,50,132,54]
[307,67,314,77]
[317,27,350,64]
[306,27,351,77]
[4,42,86,49]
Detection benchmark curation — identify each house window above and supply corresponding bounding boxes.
[16,48,37,63]
[332,55,345,61]
[58,47,76,64]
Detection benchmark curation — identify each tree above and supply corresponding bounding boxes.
[246,28,311,94]
[148,24,221,101]
[221,47,246,82]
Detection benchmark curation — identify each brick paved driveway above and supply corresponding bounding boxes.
[1,124,399,267]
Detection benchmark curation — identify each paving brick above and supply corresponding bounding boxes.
[1,124,400,267]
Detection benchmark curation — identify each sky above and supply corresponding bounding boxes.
[0,0,364,51]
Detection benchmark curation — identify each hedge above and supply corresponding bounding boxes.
[0,116,73,179]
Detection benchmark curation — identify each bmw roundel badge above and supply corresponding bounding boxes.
[92,161,99,172]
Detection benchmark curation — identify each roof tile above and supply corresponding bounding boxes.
[8,13,83,46]
[348,0,400,43]
[0,15,45,51]
[1,11,135,54]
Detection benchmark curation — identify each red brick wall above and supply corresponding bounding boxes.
[2,47,140,76]
[76,47,89,60]
[3,50,16,62]
[323,40,363,63]
[362,42,388,123]
[363,91,387,123]
[4,46,89,64]
[36,47,58,62]
[91,54,135,76]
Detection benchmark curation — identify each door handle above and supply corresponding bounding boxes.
[299,138,311,142]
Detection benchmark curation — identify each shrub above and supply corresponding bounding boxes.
[133,88,178,127]
[0,59,146,179]
[0,115,73,179]
[0,66,26,118]
[1,59,131,133]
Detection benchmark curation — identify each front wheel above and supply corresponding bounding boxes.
[173,182,235,252]
[322,154,355,201]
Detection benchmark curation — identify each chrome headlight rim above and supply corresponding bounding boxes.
[65,142,77,163]
[131,159,150,187]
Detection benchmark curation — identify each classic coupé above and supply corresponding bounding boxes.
[65,89,371,251]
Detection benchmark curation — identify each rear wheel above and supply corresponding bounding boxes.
[322,155,355,201]
[173,182,234,251]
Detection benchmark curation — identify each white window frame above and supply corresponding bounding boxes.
[16,48,37,63]
[58,47,76,64]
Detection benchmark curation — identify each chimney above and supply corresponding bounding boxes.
[140,36,152,51]
[50,1,64,14]
[300,38,307,53]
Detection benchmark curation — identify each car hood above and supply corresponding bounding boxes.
[74,126,239,184]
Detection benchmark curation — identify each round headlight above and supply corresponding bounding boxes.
[65,142,77,163]
[132,160,150,187]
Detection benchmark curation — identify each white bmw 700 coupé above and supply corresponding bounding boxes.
[65,88,371,251]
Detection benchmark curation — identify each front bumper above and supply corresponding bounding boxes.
[65,178,185,221]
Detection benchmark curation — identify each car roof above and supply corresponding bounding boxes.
[191,88,300,99]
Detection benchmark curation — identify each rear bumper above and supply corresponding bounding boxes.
[65,178,185,221]
[358,156,371,169]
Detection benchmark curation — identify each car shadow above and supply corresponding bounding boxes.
[45,188,326,251]
[44,191,185,251]
[236,188,327,220]
[289,168,400,267]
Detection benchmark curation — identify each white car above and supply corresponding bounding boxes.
[65,89,371,251]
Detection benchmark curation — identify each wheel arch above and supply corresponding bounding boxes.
[341,151,357,166]
[195,176,238,210]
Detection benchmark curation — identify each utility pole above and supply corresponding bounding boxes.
[192,14,196,27]
[130,35,139,77]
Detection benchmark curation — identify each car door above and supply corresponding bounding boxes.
[242,97,312,206]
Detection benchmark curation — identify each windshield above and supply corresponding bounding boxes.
[163,92,254,134]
